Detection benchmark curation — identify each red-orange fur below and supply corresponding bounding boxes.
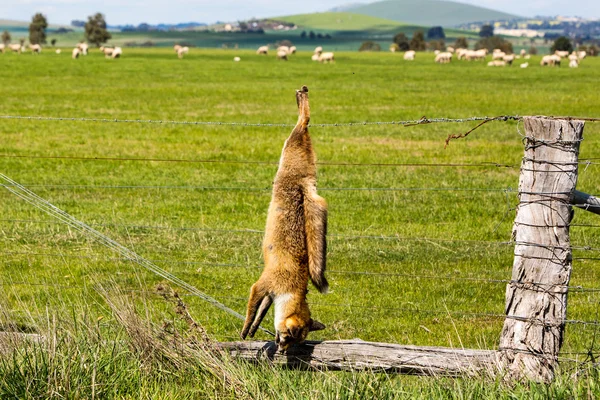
[241,86,327,351]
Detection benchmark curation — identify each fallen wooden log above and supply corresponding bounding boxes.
[219,340,498,376]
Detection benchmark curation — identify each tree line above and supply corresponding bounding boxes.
[1,12,112,47]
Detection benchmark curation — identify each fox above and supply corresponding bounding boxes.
[241,85,328,352]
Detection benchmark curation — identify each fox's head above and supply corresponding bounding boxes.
[275,316,325,352]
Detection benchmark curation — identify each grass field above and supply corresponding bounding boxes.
[1,48,600,397]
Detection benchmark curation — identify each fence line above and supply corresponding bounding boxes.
[0,114,524,128]
[4,250,600,293]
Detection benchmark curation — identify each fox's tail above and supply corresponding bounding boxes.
[305,193,329,293]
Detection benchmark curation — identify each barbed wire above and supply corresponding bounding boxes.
[4,250,600,293]
[0,114,524,128]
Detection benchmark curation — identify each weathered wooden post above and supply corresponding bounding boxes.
[499,117,585,382]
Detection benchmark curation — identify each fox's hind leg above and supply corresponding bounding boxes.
[241,282,272,339]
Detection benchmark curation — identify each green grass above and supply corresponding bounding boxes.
[276,12,411,31]
[0,48,600,396]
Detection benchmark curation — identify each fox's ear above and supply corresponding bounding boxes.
[309,319,326,332]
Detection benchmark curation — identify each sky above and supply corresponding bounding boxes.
[2,0,599,26]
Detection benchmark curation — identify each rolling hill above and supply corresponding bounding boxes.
[345,0,522,27]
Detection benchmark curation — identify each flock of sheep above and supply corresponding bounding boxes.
[256,45,335,63]
[0,43,42,54]
[402,45,587,68]
[2,41,588,69]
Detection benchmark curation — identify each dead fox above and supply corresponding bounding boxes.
[241,85,328,352]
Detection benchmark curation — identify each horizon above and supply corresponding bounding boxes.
[2,0,599,26]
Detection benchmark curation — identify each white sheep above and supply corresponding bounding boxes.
[434,52,452,63]
[256,45,268,55]
[277,50,288,60]
[520,62,528,68]
[29,44,42,54]
[314,46,323,55]
[487,60,506,67]
[177,46,189,59]
[568,53,579,62]
[100,46,114,57]
[569,59,579,68]
[55,49,61,54]
[111,47,122,58]
[72,47,80,59]
[77,42,88,55]
[446,46,455,53]
[289,46,297,54]
[318,52,335,63]
[233,56,241,62]
[555,50,569,58]
[456,48,468,60]
[311,53,319,61]
[520,49,526,57]
[540,54,561,66]
[403,50,415,61]
[465,49,487,61]
[434,49,440,55]
[492,51,506,60]
[174,44,182,53]
[502,54,515,65]
[9,43,22,53]
[0,44,4,54]
[577,51,586,59]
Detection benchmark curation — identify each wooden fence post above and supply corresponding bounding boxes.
[499,117,585,382]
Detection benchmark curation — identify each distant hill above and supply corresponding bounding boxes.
[345,0,522,27]
[275,12,409,31]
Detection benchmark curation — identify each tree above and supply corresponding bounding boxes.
[85,13,111,47]
[454,36,468,49]
[479,24,494,38]
[475,36,513,53]
[51,38,57,46]
[551,36,573,53]
[29,13,48,45]
[300,31,306,38]
[409,30,426,51]
[359,41,381,52]
[528,46,538,55]
[1,30,10,45]
[428,39,445,51]
[393,32,410,51]
[309,31,316,40]
[427,26,445,40]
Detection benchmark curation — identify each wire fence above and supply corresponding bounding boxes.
[1,114,600,364]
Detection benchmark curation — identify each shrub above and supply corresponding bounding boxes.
[528,46,538,55]
[393,32,410,51]
[359,41,381,52]
[454,37,468,49]
[475,36,513,53]
[551,36,573,53]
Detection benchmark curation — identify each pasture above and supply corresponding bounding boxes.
[1,48,600,397]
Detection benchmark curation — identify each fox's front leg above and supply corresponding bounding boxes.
[241,282,272,339]
[295,86,310,129]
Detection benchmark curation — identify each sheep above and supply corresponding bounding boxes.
[403,50,415,61]
[0,44,4,54]
[487,60,506,67]
[311,53,319,61]
[77,42,88,55]
[256,45,268,55]
[318,52,335,63]
[456,48,468,60]
[569,59,579,68]
[568,53,579,62]
[520,49,526,57]
[520,62,529,68]
[555,50,569,58]
[233,56,241,62]
[277,46,290,55]
[111,47,122,58]
[465,49,487,61]
[577,51,586,59]
[56,49,61,54]
[540,54,561,66]
[29,44,42,54]
[277,50,288,60]
[9,43,22,53]
[314,46,323,55]
[72,47,81,59]
[446,46,455,53]
[177,46,189,59]
[174,44,182,53]
[524,54,531,59]
[434,51,452,63]
[289,46,297,54]
[100,46,114,57]
[434,49,440,55]
[492,51,506,60]
[502,54,515,65]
